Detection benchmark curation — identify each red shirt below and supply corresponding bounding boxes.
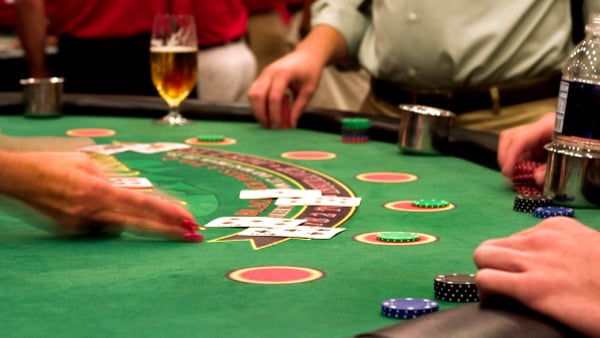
[242,0,306,24]
[172,0,248,47]
[46,0,167,38]
[0,2,16,28]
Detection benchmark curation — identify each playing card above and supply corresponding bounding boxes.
[275,196,361,207]
[239,189,322,199]
[79,143,136,155]
[203,216,307,228]
[109,177,154,188]
[238,226,346,239]
[129,142,190,154]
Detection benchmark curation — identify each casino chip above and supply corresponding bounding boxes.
[381,298,439,319]
[341,117,371,143]
[434,273,479,303]
[197,134,225,142]
[411,199,450,208]
[532,206,575,219]
[376,232,420,243]
[513,194,553,213]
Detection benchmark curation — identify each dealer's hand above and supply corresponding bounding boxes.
[474,217,600,337]
[0,150,199,240]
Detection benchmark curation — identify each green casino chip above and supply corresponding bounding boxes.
[412,199,450,208]
[197,134,225,142]
[341,117,371,129]
[376,231,421,243]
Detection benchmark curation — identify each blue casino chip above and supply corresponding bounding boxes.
[532,206,575,219]
[381,298,439,319]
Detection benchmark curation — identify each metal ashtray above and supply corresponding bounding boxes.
[397,104,455,155]
[544,141,600,208]
[20,77,64,117]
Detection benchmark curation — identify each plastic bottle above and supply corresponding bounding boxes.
[556,12,600,148]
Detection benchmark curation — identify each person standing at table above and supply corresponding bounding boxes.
[176,0,256,103]
[14,0,166,96]
[248,0,600,132]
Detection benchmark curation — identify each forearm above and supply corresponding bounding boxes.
[14,0,49,77]
[293,24,348,68]
[0,150,31,199]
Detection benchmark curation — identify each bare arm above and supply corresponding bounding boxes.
[0,150,199,240]
[14,0,50,77]
[248,24,348,129]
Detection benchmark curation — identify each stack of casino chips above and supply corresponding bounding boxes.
[512,160,545,195]
[513,194,553,213]
[341,117,371,143]
[381,298,439,319]
[376,231,420,243]
[533,206,575,219]
[197,134,225,142]
[433,273,479,303]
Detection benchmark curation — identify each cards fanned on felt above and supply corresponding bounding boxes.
[237,226,346,240]
[109,177,154,188]
[79,142,189,154]
[239,189,322,199]
[204,216,307,229]
[275,196,361,207]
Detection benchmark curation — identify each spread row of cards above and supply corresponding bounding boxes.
[80,142,190,154]
[109,180,360,240]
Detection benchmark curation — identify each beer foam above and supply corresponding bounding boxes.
[150,46,198,53]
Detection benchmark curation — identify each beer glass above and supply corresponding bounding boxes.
[150,14,198,126]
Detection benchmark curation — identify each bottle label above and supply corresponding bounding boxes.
[555,80,569,133]
[555,80,600,141]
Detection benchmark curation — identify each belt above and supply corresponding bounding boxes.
[371,75,561,115]
[198,35,246,50]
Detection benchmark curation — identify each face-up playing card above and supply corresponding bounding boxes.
[203,216,307,228]
[275,196,361,207]
[238,226,346,239]
[239,189,322,199]
[79,143,136,155]
[109,177,154,188]
[129,142,190,154]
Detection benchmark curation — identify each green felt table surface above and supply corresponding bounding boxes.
[0,111,598,338]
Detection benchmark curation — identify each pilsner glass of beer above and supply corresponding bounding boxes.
[150,14,198,126]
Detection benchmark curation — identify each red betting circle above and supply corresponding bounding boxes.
[66,128,116,137]
[353,232,438,246]
[355,172,418,183]
[384,200,456,212]
[227,266,325,284]
[280,151,336,160]
[185,137,237,146]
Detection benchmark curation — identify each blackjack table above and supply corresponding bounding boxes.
[0,93,592,338]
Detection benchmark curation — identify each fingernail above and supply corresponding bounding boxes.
[181,218,200,231]
[183,231,204,243]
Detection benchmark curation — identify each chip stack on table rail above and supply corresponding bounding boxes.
[381,298,439,319]
[341,117,370,143]
[434,273,479,303]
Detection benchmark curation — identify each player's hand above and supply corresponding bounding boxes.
[248,49,323,129]
[497,112,555,185]
[473,217,600,337]
[0,151,199,241]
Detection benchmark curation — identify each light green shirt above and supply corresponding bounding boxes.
[312,0,600,89]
